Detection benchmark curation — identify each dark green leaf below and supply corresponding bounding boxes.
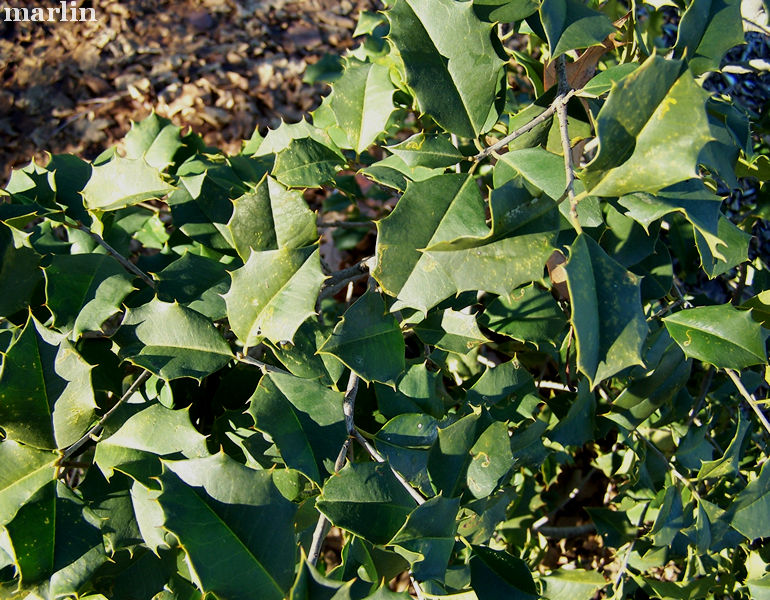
[156,454,298,600]
[540,0,615,58]
[317,461,417,545]
[565,234,647,387]
[247,372,346,484]
[386,133,464,169]
[44,253,135,338]
[0,440,57,526]
[386,0,505,138]
[0,316,96,449]
[319,291,405,385]
[663,304,769,369]
[673,0,744,76]
[114,298,232,381]
[470,545,537,600]
[273,137,345,188]
[467,421,514,498]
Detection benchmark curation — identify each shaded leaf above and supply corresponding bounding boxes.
[673,0,744,76]
[44,253,135,338]
[470,545,537,600]
[319,291,405,385]
[114,298,232,381]
[317,461,417,545]
[732,460,770,541]
[540,0,615,58]
[0,316,96,449]
[565,234,647,387]
[247,372,346,484]
[390,495,460,581]
[414,309,490,354]
[157,454,298,600]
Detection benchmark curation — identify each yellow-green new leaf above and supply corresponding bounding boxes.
[225,245,325,347]
[582,55,713,197]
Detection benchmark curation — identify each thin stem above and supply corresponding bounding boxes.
[73,223,156,288]
[726,369,770,438]
[353,428,426,506]
[554,56,581,235]
[308,372,359,567]
[237,352,291,375]
[59,370,151,462]
[410,573,426,600]
[472,89,577,162]
[319,258,371,300]
[537,523,596,538]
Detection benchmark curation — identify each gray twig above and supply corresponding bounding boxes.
[554,56,581,234]
[74,223,156,288]
[59,370,151,462]
[237,352,291,375]
[473,89,577,161]
[727,368,770,438]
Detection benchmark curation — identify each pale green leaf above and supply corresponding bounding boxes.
[82,157,173,211]
[225,245,325,347]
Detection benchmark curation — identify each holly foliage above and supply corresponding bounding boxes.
[1,0,769,598]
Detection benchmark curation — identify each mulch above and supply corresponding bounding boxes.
[0,0,377,181]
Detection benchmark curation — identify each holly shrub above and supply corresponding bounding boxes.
[1,0,769,598]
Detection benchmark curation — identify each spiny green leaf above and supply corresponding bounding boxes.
[0,223,43,317]
[329,58,396,154]
[226,174,317,260]
[470,545,537,600]
[319,291,405,385]
[540,0,615,58]
[375,413,438,497]
[673,0,744,76]
[480,284,567,349]
[0,316,96,449]
[124,113,189,170]
[582,55,713,197]
[114,298,232,381]
[565,234,648,387]
[224,245,325,347]
[359,153,444,192]
[44,253,135,338]
[541,569,607,600]
[697,410,749,480]
[428,410,490,497]
[317,461,417,545]
[663,304,769,369]
[731,459,770,541]
[387,0,505,138]
[156,454,297,600]
[247,372,346,484]
[467,421,514,499]
[154,252,230,321]
[5,481,106,593]
[273,137,345,188]
[81,156,173,211]
[94,401,209,481]
[0,440,57,526]
[390,495,460,581]
[386,133,464,169]
[413,309,491,354]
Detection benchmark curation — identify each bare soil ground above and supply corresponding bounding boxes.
[0,0,376,181]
